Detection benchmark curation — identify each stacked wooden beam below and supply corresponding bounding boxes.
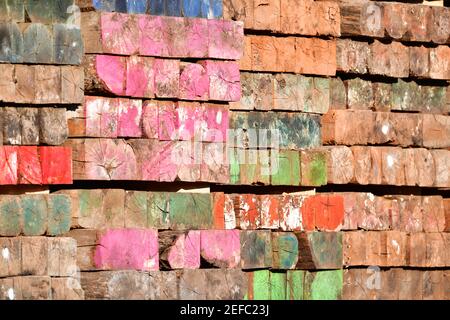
[0,1,84,300]
[0,236,84,300]
[325,0,450,301]
[47,188,347,299]
[223,0,450,302]
[56,190,345,270]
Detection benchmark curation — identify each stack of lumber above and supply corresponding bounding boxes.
[53,189,347,299]
[0,0,449,300]
[0,0,83,300]
[0,0,82,187]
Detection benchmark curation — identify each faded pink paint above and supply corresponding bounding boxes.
[158,141,178,182]
[142,101,159,139]
[117,98,142,138]
[96,55,126,96]
[126,56,155,98]
[84,96,118,138]
[85,139,137,180]
[158,102,228,142]
[139,140,160,181]
[174,141,201,182]
[101,12,139,55]
[165,16,189,57]
[177,102,202,141]
[167,231,200,269]
[138,15,167,56]
[0,146,18,185]
[200,230,240,268]
[202,61,241,102]
[186,18,208,58]
[154,59,180,98]
[201,104,228,142]
[158,101,178,141]
[179,63,209,101]
[200,142,229,184]
[208,20,244,60]
[94,228,159,271]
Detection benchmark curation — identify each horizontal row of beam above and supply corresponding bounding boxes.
[81,12,243,59]
[76,0,223,18]
[337,38,450,79]
[0,0,76,24]
[67,228,343,271]
[0,64,83,104]
[0,107,67,146]
[0,146,72,185]
[325,145,449,187]
[224,0,450,44]
[322,110,450,148]
[0,22,82,65]
[84,56,241,101]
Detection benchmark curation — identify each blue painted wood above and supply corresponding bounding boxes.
[200,0,222,18]
[149,0,164,15]
[0,23,23,63]
[181,0,201,18]
[93,0,116,11]
[126,0,148,13]
[165,0,181,16]
[115,0,127,12]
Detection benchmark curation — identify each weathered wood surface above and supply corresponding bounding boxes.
[0,276,84,300]
[336,38,450,79]
[58,189,214,230]
[0,64,83,104]
[240,230,272,269]
[295,232,342,270]
[322,145,450,187]
[343,268,449,300]
[0,22,82,64]
[236,72,330,113]
[223,0,340,36]
[343,230,450,267]
[240,35,336,76]
[81,269,246,300]
[322,110,448,148]
[338,1,450,44]
[0,236,77,278]
[0,107,68,146]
